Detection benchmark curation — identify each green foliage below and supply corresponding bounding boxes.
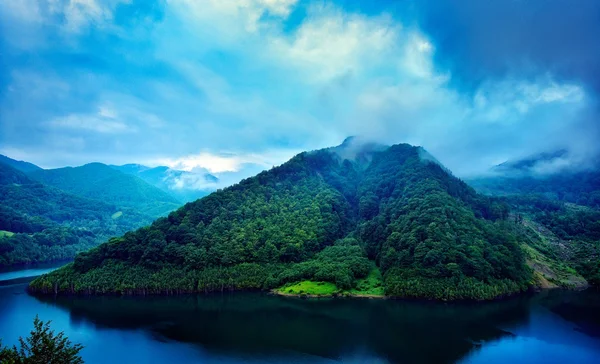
[349,268,384,296]
[0,230,15,238]
[30,143,533,300]
[354,145,529,298]
[0,316,83,364]
[277,281,339,296]
[0,162,155,266]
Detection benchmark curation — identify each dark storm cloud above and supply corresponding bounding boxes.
[394,0,600,170]
[414,0,600,93]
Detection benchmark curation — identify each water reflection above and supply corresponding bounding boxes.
[33,293,540,363]
[0,261,68,285]
[1,283,598,364]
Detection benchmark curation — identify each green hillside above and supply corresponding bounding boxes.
[0,162,153,266]
[0,154,43,173]
[466,153,600,285]
[31,141,533,300]
[28,163,181,217]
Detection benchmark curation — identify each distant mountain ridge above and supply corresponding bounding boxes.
[494,149,571,175]
[28,163,181,217]
[0,161,153,266]
[111,164,218,203]
[468,150,600,208]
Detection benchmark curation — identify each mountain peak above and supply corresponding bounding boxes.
[330,136,387,163]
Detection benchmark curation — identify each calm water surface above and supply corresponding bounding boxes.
[0,262,69,283]
[1,267,599,363]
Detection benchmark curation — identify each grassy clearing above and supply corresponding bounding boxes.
[111,211,123,219]
[349,268,385,296]
[276,281,339,296]
[275,268,385,297]
[0,230,15,238]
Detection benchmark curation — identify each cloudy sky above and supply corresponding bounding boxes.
[1,0,599,181]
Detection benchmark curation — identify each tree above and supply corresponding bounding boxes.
[0,316,84,363]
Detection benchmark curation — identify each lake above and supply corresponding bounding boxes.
[1,265,599,363]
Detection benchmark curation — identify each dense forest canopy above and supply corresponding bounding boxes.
[31,141,535,300]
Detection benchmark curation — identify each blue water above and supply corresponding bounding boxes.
[0,262,66,282]
[1,268,599,363]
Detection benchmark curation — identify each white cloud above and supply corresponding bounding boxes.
[48,113,134,133]
[169,0,297,41]
[471,78,586,123]
[0,0,126,32]
[271,4,398,82]
[62,0,111,32]
[0,0,44,23]
[154,147,300,174]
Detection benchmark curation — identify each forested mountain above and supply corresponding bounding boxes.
[28,163,181,217]
[0,154,42,173]
[111,164,218,203]
[468,151,600,208]
[466,151,600,286]
[32,140,535,300]
[0,162,153,266]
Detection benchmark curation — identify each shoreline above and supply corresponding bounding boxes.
[271,290,387,299]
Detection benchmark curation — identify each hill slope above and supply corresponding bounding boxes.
[31,142,532,300]
[0,162,153,266]
[466,152,600,285]
[0,154,43,173]
[28,163,181,217]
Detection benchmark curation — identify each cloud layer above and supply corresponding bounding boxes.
[1,0,598,183]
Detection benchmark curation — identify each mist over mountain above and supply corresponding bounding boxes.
[111,164,218,203]
[468,150,600,208]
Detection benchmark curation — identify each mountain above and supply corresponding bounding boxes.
[0,162,153,266]
[111,164,218,203]
[28,163,182,217]
[31,141,534,300]
[494,149,569,174]
[466,151,600,286]
[467,151,600,208]
[0,154,42,173]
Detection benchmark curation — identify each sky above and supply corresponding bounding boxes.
[1,0,599,185]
